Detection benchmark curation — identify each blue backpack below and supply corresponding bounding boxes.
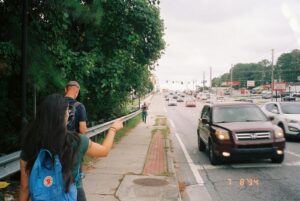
[29,149,77,201]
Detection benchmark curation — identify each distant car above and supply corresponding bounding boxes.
[168,100,177,106]
[201,95,208,101]
[261,102,300,139]
[224,91,231,95]
[197,102,285,165]
[234,98,253,103]
[185,99,196,107]
[281,92,291,97]
[281,92,296,101]
[177,98,184,102]
[262,92,272,99]
[292,92,300,98]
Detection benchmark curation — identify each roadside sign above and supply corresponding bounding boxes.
[273,82,286,90]
[247,80,255,87]
[221,81,240,86]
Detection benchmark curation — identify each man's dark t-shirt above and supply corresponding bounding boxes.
[66,97,87,133]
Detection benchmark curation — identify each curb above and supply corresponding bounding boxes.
[165,123,182,201]
[148,117,182,201]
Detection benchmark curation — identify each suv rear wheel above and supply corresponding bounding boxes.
[208,141,221,165]
[198,134,206,152]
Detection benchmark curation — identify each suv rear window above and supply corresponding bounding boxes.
[213,105,267,123]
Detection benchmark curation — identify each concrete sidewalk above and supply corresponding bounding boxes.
[83,108,180,200]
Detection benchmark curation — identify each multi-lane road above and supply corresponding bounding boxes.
[150,93,300,201]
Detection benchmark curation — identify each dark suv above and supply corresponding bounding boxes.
[197,102,285,165]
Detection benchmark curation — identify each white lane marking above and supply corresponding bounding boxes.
[169,119,175,128]
[163,106,167,113]
[286,150,300,159]
[285,161,300,166]
[174,132,204,185]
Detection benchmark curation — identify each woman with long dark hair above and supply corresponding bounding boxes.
[19,94,123,201]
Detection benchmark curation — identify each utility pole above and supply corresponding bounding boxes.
[210,66,212,93]
[230,64,233,95]
[271,49,274,101]
[203,71,205,92]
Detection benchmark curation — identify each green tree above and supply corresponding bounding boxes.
[0,0,165,153]
[276,49,300,82]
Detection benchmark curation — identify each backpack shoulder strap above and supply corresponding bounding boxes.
[36,149,53,163]
[74,101,81,107]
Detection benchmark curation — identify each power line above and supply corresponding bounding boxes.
[218,68,300,74]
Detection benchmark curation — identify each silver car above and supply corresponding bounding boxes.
[261,102,300,139]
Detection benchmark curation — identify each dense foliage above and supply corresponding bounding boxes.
[212,49,300,88]
[0,0,165,153]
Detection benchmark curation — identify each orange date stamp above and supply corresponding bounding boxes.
[227,178,260,186]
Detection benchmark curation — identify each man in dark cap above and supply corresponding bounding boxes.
[65,81,88,134]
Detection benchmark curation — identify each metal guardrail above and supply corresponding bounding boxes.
[0,109,142,180]
[0,151,21,180]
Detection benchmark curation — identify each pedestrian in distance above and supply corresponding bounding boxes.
[65,81,88,134]
[141,102,148,123]
[19,93,123,201]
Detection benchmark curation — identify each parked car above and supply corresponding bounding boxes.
[197,102,285,165]
[262,91,272,99]
[185,99,196,107]
[261,102,300,139]
[278,92,296,101]
[168,99,177,106]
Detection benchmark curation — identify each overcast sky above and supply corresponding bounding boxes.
[156,0,300,90]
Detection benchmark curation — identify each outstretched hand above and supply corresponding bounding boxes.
[111,118,123,131]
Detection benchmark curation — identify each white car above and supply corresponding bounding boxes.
[168,99,177,106]
[261,102,300,139]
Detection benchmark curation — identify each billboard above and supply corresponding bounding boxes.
[273,82,286,91]
[247,80,255,87]
[221,81,240,86]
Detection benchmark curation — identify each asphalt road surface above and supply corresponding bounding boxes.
[153,93,300,201]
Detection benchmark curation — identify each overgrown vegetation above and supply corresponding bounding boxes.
[0,0,165,153]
